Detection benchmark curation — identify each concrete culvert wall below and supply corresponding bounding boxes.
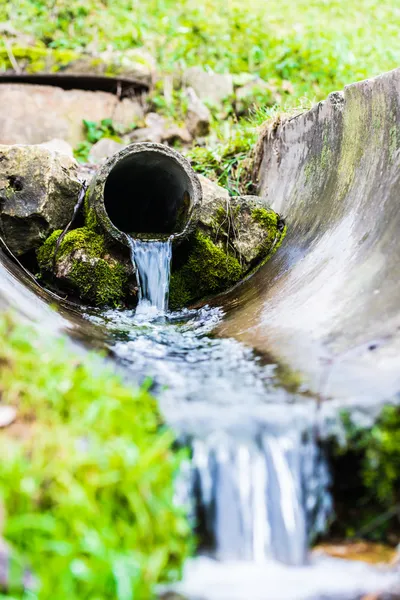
[87,142,202,244]
[219,67,400,407]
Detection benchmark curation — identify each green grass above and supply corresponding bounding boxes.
[4,0,400,97]
[0,314,191,599]
[3,0,400,187]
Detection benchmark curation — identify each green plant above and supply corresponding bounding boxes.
[330,407,400,541]
[0,314,192,598]
[73,119,127,162]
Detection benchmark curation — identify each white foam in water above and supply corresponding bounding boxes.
[127,237,172,315]
[165,555,398,600]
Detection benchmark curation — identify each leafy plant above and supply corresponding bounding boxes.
[73,119,133,162]
[330,407,400,541]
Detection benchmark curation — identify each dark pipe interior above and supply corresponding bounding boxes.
[104,151,192,235]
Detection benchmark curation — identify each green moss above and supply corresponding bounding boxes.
[270,225,287,255]
[36,229,63,270]
[37,227,127,306]
[84,195,101,231]
[251,207,278,230]
[0,45,78,73]
[251,207,287,260]
[169,231,243,310]
[337,92,367,199]
[72,256,127,306]
[0,313,191,598]
[169,271,192,309]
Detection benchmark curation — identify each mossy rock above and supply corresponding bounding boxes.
[37,227,136,307]
[0,144,81,255]
[199,194,286,268]
[169,231,242,309]
[169,194,287,309]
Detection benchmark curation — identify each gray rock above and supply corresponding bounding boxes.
[185,88,211,137]
[39,138,74,157]
[162,124,192,145]
[199,193,283,269]
[89,138,126,164]
[195,176,279,270]
[130,115,192,145]
[129,112,166,143]
[0,84,144,146]
[0,144,81,255]
[183,67,234,106]
[38,228,137,306]
[197,174,229,205]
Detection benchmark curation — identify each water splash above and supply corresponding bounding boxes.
[127,237,172,314]
[179,429,331,566]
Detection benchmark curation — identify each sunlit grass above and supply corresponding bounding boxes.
[0,314,192,598]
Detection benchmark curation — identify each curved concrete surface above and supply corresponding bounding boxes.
[219,68,400,406]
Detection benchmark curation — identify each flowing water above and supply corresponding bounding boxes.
[127,237,172,314]
[86,242,397,598]
[0,244,397,599]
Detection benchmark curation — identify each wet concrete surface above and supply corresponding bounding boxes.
[219,68,400,407]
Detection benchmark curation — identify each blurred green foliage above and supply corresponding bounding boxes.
[343,406,400,508]
[0,314,192,598]
[3,0,400,100]
[74,119,129,162]
[332,407,400,541]
[3,0,400,185]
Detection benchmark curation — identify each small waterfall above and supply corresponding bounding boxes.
[127,237,172,312]
[179,429,332,566]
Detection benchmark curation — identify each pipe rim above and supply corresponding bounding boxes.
[87,142,202,246]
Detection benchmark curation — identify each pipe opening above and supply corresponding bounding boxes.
[103,150,193,236]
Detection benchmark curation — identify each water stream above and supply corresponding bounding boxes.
[0,243,397,599]
[127,237,172,314]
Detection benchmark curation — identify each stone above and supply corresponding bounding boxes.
[0,84,144,146]
[0,144,81,255]
[0,405,16,428]
[113,96,145,125]
[183,66,234,106]
[162,124,192,145]
[169,193,285,309]
[130,115,192,145]
[64,48,156,86]
[129,112,166,143]
[185,88,211,137]
[198,194,284,269]
[197,174,229,205]
[88,138,126,164]
[37,228,137,307]
[39,138,74,157]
